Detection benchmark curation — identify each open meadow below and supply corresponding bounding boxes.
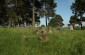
[0,27,85,55]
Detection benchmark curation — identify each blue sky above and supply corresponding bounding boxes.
[40,0,74,27]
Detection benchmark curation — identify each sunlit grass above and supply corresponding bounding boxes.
[0,27,85,55]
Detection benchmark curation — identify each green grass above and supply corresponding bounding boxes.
[0,27,85,55]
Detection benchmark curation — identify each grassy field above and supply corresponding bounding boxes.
[0,27,85,55]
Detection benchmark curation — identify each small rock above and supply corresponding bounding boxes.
[39,31,48,42]
[21,36,28,43]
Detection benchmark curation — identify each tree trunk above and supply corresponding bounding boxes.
[32,0,35,28]
[80,22,83,29]
[73,23,75,29]
[8,20,12,27]
[45,15,48,27]
[80,15,83,30]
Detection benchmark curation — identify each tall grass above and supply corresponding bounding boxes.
[0,27,85,55]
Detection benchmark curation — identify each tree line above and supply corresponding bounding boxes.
[0,0,56,27]
[0,0,85,29]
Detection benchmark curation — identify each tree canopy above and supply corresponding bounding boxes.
[71,0,85,16]
[0,0,57,27]
[70,0,85,29]
[48,14,64,28]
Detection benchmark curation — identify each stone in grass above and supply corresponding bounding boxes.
[69,25,73,31]
[32,28,41,34]
[48,27,53,33]
[32,29,38,34]
[57,26,62,32]
[39,31,48,42]
[21,36,28,43]
[40,27,47,34]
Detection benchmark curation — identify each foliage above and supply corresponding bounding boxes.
[71,0,85,16]
[40,0,57,26]
[0,0,56,27]
[41,25,45,27]
[69,15,81,25]
[48,15,64,28]
[71,0,85,29]
[0,0,8,26]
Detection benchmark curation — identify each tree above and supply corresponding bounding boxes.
[71,0,85,29]
[69,15,81,29]
[0,0,56,27]
[48,14,64,28]
[0,0,42,27]
[15,0,43,27]
[42,0,57,27]
[0,0,8,26]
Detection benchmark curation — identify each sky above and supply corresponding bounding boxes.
[40,0,74,27]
